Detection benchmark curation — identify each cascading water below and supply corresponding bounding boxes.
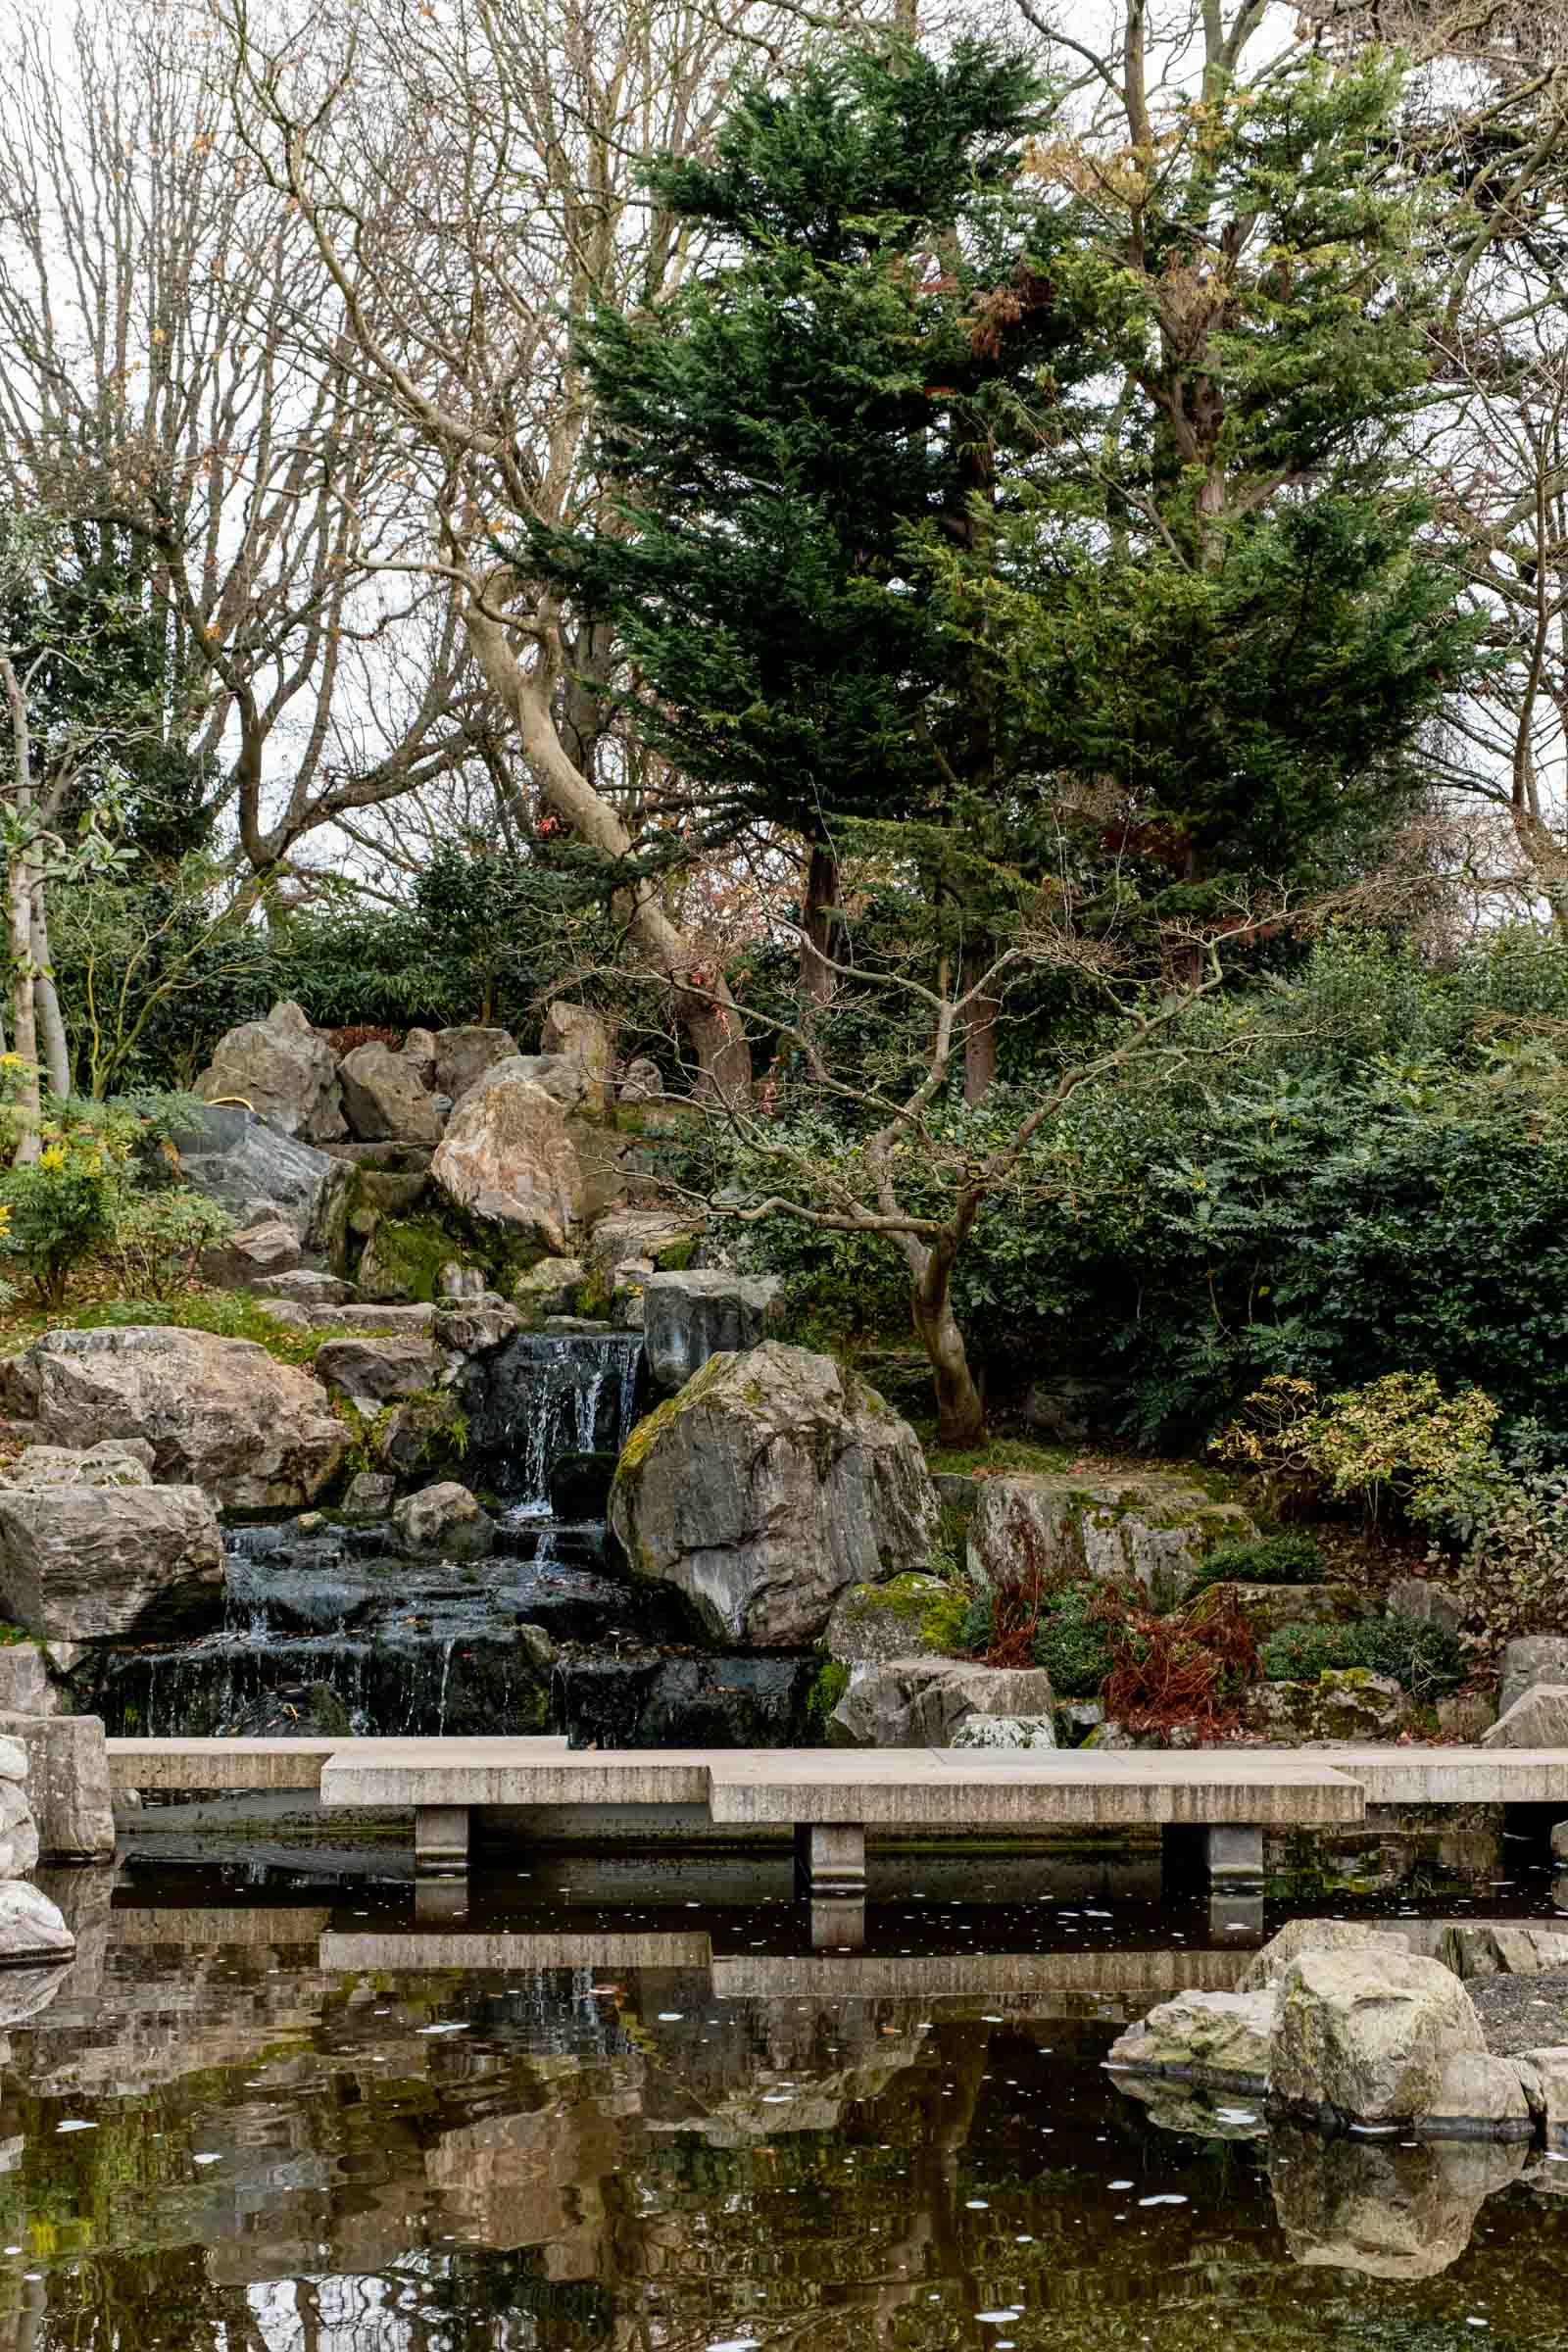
[464,1331,644,1511]
[87,1323,813,1748]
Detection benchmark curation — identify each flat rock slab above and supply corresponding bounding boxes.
[108,1733,570,1791]
[317,1740,1365,1828]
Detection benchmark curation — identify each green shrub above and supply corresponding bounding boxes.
[1190,1533,1326,1589]
[110,1189,233,1299]
[1031,1584,1117,1697]
[1217,1371,1498,1521]
[1259,1610,1463,1697]
[1434,1420,1568,1646]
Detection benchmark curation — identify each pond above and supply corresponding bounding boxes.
[2,1864,1568,2350]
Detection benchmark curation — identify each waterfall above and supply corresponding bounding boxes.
[464,1330,645,1511]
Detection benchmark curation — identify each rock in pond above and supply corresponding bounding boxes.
[0,1326,348,1509]
[430,1057,585,1251]
[195,1000,345,1142]
[966,1471,1253,1612]
[1271,1944,1487,2126]
[0,1485,223,1641]
[610,1343,939,1647]
[0,1881,74,1968]
[0,1713,114,1860]
[1108,1988,1274,2089]
[642,1269,784,1394]
[827,1658,1055,1748]
[1241,1918,1414,1991]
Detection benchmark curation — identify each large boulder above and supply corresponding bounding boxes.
[824,1574,965,1667]
[430,1058,585,1251]
[1187,1580,1366,1643]
[1499,1635,1568,1718]
[1483,1684,1568,1748]
[643,1269,784,1394]
[1270,1944,1487,2126]
[194,1000,345,1142]
[1243,1669,1415,1742]
[541,1003,612,1114]
[588,1209,700,1281]
[827,1657,1056,1748]
[314,1335,442,1414]
[965,1472,1253,1612]
[170,1104,350,1247]
[1242,1918,1413,1992]
[0,1714,114,1859]
[610,1343,940,1647]
[432,1025,519,1102]
[339,1041,444,1146]
[0,1325,348,1508]
[0,1486,223,1641]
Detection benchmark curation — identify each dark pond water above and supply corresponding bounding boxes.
[1,1865,1567,2349]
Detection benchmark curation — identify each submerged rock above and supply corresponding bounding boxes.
[195,1001,345,1142]
[0,1326,348,1509]
[610,1343,938,1647]
[0,1485,223,1641]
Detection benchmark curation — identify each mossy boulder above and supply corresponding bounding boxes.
[966,1472,1255,1613]
[1187,1580,1368,1643]
[609,1342,939,1647]
[1242,1669,1414,1742]
[357,1216,488,1304]
[824,1573,967,1667]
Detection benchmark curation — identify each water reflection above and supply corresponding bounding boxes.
[0,1877,1563,2348]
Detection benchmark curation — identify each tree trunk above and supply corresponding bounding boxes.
[466,579,752,1102]
[909,1249,985,1446]
[31,894,70,1101]
[961,940,998,1104]
[6,854,40,1163]
[801,842,841,1004]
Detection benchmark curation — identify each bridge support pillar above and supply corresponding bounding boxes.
[809,1894,866,1951]
[795,1822,865,1895]
[1161,1822,1264,1898]
[415,1804,469,1875]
